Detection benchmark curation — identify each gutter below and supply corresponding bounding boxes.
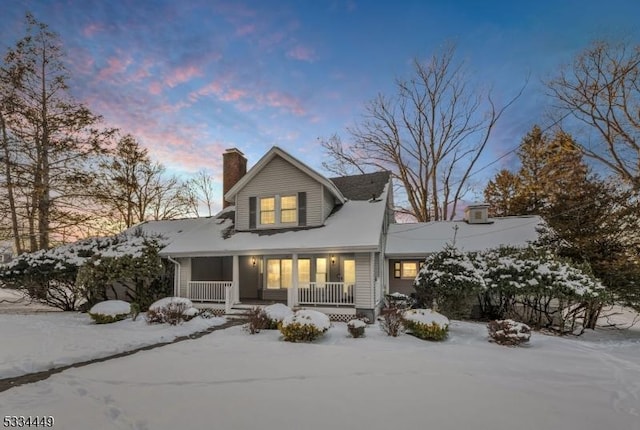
[166,256,181,297]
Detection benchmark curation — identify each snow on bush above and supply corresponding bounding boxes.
[244,307,270,334]
[487,319,531,346]
[414,244,485,319]
[263,303,294,329]
[0,231,168,311]
[88,300,132,324]
[146,297,198,325]
[479,246,606,332]
[403,309,449,341]
[279,310,331,342]
[347,319,366,338]
[379,297,406,337]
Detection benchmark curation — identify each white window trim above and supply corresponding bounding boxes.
[258,194,297,228]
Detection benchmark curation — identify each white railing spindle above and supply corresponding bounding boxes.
[297,282,354,306]
[186,281,232,302]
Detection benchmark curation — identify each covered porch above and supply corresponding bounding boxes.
[174,253,371,313]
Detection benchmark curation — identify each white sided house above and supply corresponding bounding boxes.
[134,147,543,320]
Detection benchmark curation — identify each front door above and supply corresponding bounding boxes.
[239,256,260,300]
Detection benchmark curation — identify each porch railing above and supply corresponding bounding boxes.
[298,282,355,306]
[187,281,232,302]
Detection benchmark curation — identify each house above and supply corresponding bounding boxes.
[385,204,544,296]
[134,147,543,320]
[0,240,16,264]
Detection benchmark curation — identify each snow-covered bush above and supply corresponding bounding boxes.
[88,300,132,324]
[487,319,531,346]
[279,310,330,342]
[263,303,294,329]
[0,231,169,311]
[244,307,269,334]
[146,297,197,325]
[403,309,449,341]
[347,319,366,338]
[479,246,607,332]
[385,292,415,309]
[379,297,406,337]
[413,244,485,319]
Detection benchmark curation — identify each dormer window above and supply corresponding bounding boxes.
[260,197,276,224]
[258,195,298,227]
[280,195,297,223]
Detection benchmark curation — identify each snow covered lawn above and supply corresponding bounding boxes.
[0,312,226,378]
[1,320,638,429]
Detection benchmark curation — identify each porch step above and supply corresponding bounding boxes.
[225,307,252,320]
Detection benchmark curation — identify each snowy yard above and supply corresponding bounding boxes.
[1,316,639,430]
[0,311,226,378]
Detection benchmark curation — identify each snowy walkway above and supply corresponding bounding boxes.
[0,312,230,379]
[0,319,241,393]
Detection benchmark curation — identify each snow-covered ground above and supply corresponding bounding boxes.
[1,318,638,430]
[0,312,226,378]
[0,288,59,313]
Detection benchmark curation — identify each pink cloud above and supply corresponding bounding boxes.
[219,88,247,102]
[235,24,256,36]
[148,82,163,95]
[261,91,306,116]
[97,55,132,80]
[287,45,317,62]
[164,65,203,88]
[82,22,105,37]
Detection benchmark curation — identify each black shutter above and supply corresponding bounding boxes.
[249,197,256,229]
[298,192,307,226]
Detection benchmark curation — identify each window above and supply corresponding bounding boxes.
[394,261,419,279]
[474,210,482,220]
[316,257,327,283]
[298,259,311,286]
[259,195,297,226]
[280,195,297,223]
[266,258,310,289]
[267,259,281,289]
[260,197,275,224]
[401,262,418,279]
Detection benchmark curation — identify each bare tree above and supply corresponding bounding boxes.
[92,134,192,231]
[322,43,522,221]
[548,40,640,191]
[1,13,108,250]
[186,169,216,217]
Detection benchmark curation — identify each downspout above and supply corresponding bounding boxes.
[167,256,181,297]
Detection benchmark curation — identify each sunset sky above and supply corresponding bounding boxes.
[2,0,640,213]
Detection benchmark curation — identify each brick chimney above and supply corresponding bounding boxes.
[222,148,247,208]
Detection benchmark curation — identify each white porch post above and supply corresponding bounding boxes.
[290,253,299,307]
[233,255,240,304]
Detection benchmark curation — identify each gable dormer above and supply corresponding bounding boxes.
[224,147,346,231]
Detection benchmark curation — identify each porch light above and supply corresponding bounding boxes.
[252,257,256,267]
[331,255,335,265]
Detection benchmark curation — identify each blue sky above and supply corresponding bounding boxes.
[2,0,640,211]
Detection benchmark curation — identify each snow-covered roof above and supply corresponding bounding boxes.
[156,186,388,257]
[385,215,544,257]
[224,146,347,205]
[124,217,215,243]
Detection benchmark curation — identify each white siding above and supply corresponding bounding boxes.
[355,253,372,309]
[236,155,324,230]
[323,186,335,220]
[178,257,191,297]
